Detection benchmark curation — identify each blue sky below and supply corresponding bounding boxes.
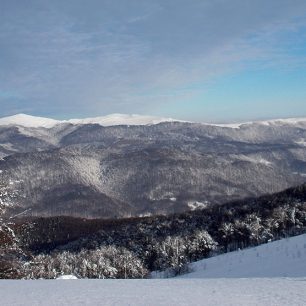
[1,0,306,122]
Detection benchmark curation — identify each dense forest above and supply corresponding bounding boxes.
[1,183,306,279]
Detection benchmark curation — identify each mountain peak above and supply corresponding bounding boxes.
[0,113,60,128]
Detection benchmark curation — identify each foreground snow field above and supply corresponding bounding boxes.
[1,278,306,306]
[1,235,306,305]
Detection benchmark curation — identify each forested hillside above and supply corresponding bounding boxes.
[1,184,305,279]
[2,118,306,219]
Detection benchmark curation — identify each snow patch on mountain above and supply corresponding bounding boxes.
[234,154,272,166]
[0,143,18,152]
[187,201,208,210]
[204,117,306,129]
[296,139,306,147]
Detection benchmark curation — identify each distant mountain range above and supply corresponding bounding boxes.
[1,113,306,219]
[1,113,306,129]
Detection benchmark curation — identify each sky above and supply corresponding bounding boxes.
[1,0,306,123]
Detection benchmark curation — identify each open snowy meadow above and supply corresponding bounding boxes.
[1,278,306,306]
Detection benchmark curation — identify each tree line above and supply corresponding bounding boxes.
[1,184,306,279]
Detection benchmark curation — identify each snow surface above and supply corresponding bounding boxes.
[67,113,181,126]
[57,275,78,280]
[0,113,181,128]
[208,117,306,129]
[0,114,60,128]
[258,117,306,126]
[296,139,306,147]
[1,113,306,129]
[187,200,208,210]
[178,234,306,279]
[233,154,272,166]
[0,278,305,306]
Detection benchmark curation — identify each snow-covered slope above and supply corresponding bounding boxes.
[179,234,306,278]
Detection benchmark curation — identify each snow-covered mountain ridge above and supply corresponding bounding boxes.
[1,113,306,128]
[0,113,182,128]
